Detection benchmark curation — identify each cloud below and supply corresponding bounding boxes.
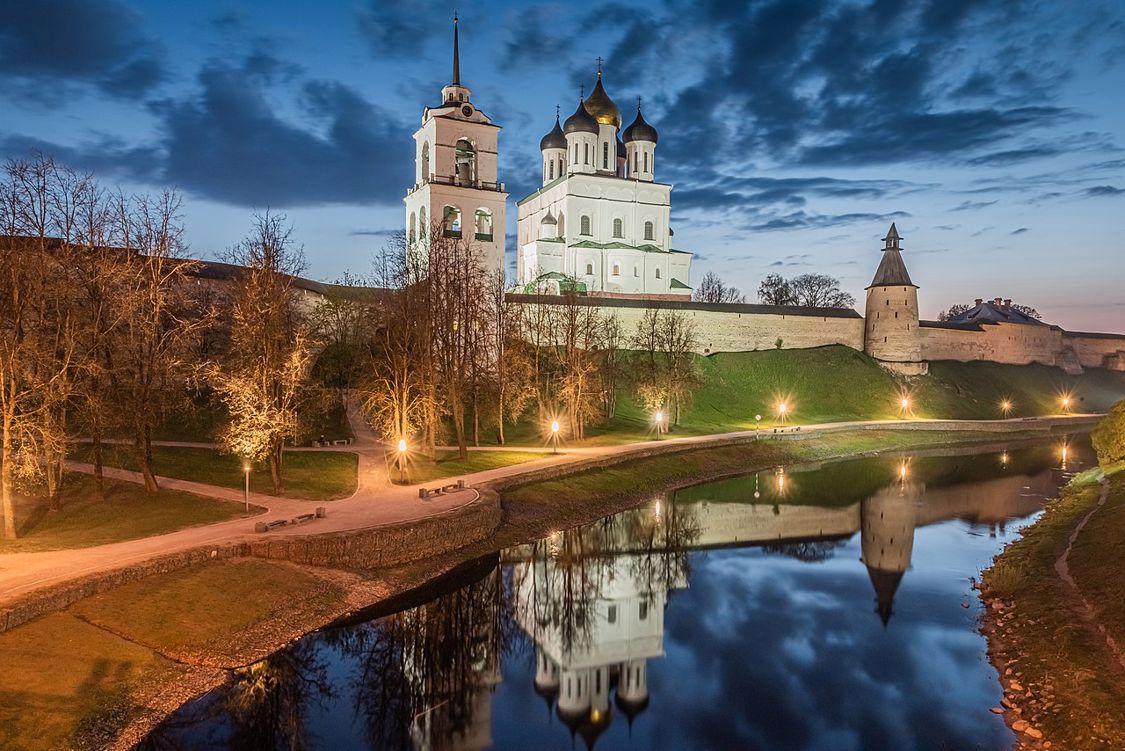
[355,0,451,57]
[348,228,399,237]
[1085,185,1124,196]
[950,200,998,211]
[0,0,164,101]
[1009,227,1029,235]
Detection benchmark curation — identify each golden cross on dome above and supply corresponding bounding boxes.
[596,56,603,74]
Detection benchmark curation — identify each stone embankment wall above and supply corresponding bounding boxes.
[919,321,1068,367]
[0,489,501,635]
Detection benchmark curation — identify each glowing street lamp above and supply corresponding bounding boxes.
[654,410,665,435]
[899,396,910,417]
[551,420,560,454]
[1000,399,1013,417]
[1061,395,1071,413]
[777,402,788,423]
[755,413,762,439]
[397,438,408,482]
[243,462,251,514]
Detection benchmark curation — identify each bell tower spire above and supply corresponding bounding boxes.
[452,13,460,85]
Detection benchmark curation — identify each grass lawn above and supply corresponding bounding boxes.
[0,611,178,751]
[0,473,258,554]
[72,558,343,656]
[71,444,358,501]
[981,465,1125,749]
[488,347,1125,447]
[392,449,547,485]
[0,558,344,750]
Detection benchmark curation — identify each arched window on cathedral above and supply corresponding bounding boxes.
[644,151,649,173]
[584,142,590,165]
[549,160,554,181]
[613,218,623,238]
[585,262,594,275]
[611,263,621,276]
[644,221,655,241]
[408,212,416,245]
[633,265,639,277]
[455,139,476,185]
[654,268,662,280]
[475,209,493,241]
[421,142,430,182]
[580,215,592,236]
[556,212,565,237]
[419,206,427,237]
[633,151,638,174]
[443,206,462,237]
[603,142,609,169]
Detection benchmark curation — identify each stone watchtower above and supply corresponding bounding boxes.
[863,223,928,375]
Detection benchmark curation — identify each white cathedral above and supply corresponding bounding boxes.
[405,21,693,299]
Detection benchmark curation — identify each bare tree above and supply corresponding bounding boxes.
[211,211,310,493]
[630,307,700,427]
[693,270,746,304]
[758,272,855,308]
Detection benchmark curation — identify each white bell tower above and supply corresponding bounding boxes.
[404,16,507,276]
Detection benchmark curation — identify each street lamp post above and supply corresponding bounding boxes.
[654,410,664,435]
[900,397,910,417]
[243,463,251,514]
[551,420,560,454]
[397,438,408,483]
[1001,399,1012,417]
[755,414,762,438]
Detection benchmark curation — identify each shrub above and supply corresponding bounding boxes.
[1091,400,1125,467]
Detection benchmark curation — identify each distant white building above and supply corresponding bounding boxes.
[516,66,692,299]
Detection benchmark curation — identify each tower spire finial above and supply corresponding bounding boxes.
[452,13,460,86]
[637,95,642,113]
[596,56,603,77]
[556,104,560,120]
[579,83,585,99]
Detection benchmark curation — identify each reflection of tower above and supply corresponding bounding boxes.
[859,480,920,625]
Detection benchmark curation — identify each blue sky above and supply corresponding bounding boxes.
[2,0,1123,331]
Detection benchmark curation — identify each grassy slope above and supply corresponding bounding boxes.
[496,347,1125,446]
[71,445,358,501]
[0,473,258,554]
[981,467,1125,749]
[0,559,344,750]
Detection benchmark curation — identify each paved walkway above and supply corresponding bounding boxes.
[0,412,1098,609]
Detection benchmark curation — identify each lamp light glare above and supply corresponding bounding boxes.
[778,402,787,415]
[397,439,407,453]
[551,420,560,434]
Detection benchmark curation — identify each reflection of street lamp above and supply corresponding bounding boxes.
[776,466,786,494]
[551,420,560,454]
[1000,451,1009,468]
[243,463,251,514]
[1059,442,1069,470]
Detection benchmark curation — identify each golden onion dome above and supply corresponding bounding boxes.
[583,71,620,128]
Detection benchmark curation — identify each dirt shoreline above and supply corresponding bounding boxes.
[85,426,1088,748]
[978,468,1125,751]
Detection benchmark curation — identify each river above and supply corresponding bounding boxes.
[140,436,1092,750]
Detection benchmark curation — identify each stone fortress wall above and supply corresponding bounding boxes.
[506,293,1125,374]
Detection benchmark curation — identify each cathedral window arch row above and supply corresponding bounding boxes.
[580,215,592,236]
[612,217,624,238]
[643,220,655,241]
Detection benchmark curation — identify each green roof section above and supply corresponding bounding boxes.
[670,278,692,290]
[522,271,588,295]
[568,240,670,253]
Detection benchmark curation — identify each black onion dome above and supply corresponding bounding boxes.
[563,98,599,134]
[623,108,658,144]
[540,114,567,150]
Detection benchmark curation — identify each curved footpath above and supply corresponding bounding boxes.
[0,412,1097,614]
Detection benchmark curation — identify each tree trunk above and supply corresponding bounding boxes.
[46,457,61,512]
[91,433,106,502]
[270,440,284,494]
[452,396,468,460]
[2,421,17,540]
[138,421,159,493]
[496,386,506,446]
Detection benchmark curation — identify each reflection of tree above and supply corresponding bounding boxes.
[622,495,700,609]
[762,539,846,563]
[222,641,333,750]
[341,566,513,750]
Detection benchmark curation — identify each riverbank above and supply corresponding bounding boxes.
[0,425,1092,750]
[979,464,1125,750]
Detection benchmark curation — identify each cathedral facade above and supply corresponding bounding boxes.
[515,68,693,299]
